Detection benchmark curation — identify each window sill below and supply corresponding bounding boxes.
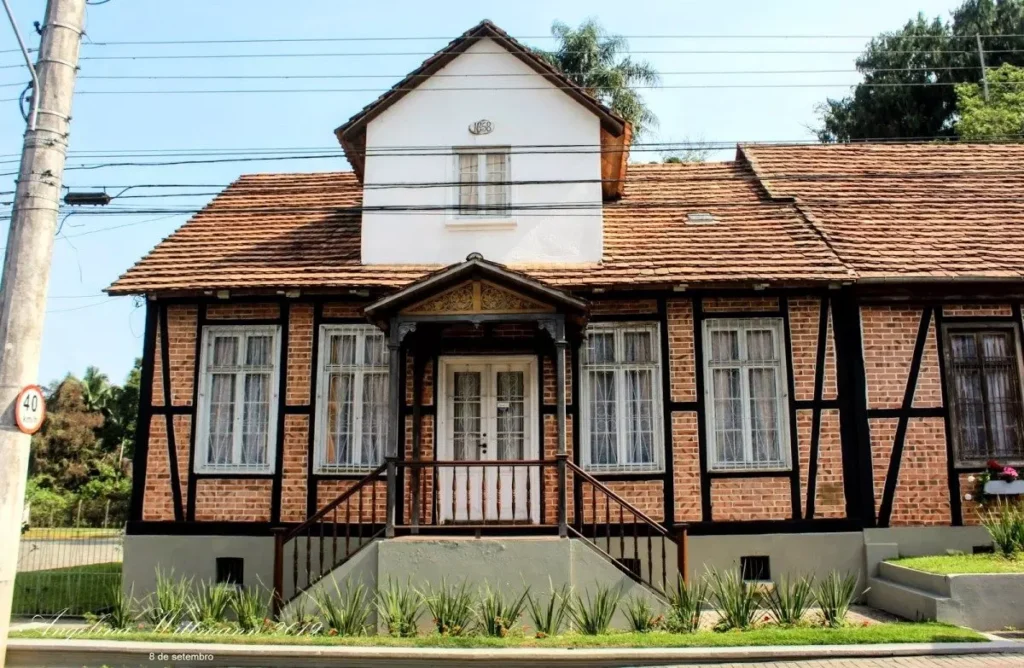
[445,218,517,231]
[584,467,664,477]
[707,466,792,476]
[194,468,274,477]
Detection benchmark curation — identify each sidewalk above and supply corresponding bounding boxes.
[5,636,1024,668]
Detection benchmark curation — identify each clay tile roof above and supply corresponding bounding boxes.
[105,161,852,296]
[741,143,1024,280]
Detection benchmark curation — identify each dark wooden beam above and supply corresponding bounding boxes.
[129,303,158,523]
[159,303,184,522]
[805,296,830,520]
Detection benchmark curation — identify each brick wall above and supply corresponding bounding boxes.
[710,478,791,521]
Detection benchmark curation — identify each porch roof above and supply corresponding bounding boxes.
[364,253,588,326]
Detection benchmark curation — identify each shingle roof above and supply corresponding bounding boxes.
[741,143,1024,280]
[106,161,852,295]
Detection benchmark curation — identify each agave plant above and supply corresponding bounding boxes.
[231,586,270,633]
[146,568,192,629]
[103,583,137,630]
[376,578,423,637]
[622,595,660,633]
[815,571,861,628]
[664,577,707,633]
[526,580,571,638]
[188,581,234,626]
[314,578,371,636]
[983,500,1024,557]
[568,584,622,635]
[705,568,762,631]
[476,584,530,637]
[420,578,475,636]
[764,575,814,626]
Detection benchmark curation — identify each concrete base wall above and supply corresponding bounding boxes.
[122,535,274,599]
[863,526,992,577]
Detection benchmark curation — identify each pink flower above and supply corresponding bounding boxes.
[1003,467,1019,482]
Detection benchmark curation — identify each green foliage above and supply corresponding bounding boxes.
[476,584,529,637]
[147,568,192,629]
[706,568,763,631]
[537,19,660,137]
[189,581,235,626]
[622,595,660,633]
[957,64,1024,138]
[815,0,1024,141]
[279,602,320,635]
[892,552,1024,573]
[814,572,861,628]
[103,582,136,630]
[664,578,707,633]
[231,586,271,633]
[764,575,815,627]
[982,499,1024,557]
[568,584,622,635]
[314,579,371,636]
[420,578,475,636]
[375,578,423,638]
[25,360,140,528]
[526,581,571,638]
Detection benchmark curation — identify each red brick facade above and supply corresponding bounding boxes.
[134,293,1023,533]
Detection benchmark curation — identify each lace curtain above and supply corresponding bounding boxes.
[323,329,389,470]
[584,327,659,469]
[950,332,1021,460]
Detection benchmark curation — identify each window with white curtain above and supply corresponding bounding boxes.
[455,148,509,217]
[580,322,664,472]
[703,318,791,472]
[195,325,281,473]
[315,325,390,473]
[943,325,1024,464]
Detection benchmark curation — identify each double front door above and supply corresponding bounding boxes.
[438,356,539,524]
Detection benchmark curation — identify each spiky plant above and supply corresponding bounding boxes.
[664,578,707,633]
[814,571,861,628]
[146,568,192,630]
[420,578,475,636]
[705,568,762,631]
[231,586,270,633]
[568,584,622,635]
[314,578,371,636]
[188,581,234,626]
[526,581,571,638]
[476,584,530,637]
[622,595,660,633]
[103,583,136,630]
[376,578,423,638]
[764,575,814,627]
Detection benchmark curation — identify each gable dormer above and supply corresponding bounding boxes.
[335,20,630,266]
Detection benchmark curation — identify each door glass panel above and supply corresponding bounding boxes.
[495,371,525,460]
[452,371,482,461]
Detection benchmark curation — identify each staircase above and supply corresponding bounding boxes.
[272,460,687,615]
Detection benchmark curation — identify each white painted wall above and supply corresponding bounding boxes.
[361,38,604,265]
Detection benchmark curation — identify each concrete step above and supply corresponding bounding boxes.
[867,575,950,623]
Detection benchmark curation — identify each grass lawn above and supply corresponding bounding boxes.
[11,623,986,648]
[21,528,121,540]
[890,553,1024,575]
[13,562,121,616]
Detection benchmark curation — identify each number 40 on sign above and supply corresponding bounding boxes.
[15,385,45,434]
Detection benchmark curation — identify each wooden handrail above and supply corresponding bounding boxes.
[282,462,387,543]
[566,460,673,539]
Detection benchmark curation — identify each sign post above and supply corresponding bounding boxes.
[14,385,45,435]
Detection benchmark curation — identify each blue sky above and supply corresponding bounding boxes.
[1,0,958,386]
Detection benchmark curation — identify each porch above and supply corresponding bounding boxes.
[270,255,687,613]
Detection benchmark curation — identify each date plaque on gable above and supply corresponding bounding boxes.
[468,119,494,135]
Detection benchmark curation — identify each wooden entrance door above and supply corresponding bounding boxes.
[438,357,539,523]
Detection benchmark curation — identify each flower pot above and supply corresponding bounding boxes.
[984,480,1024,495]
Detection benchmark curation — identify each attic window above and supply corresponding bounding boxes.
[687,212,716,225]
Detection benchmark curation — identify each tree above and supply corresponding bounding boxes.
[29,379,105,493]
[956,63,1024,138]
[539,18,661,137]
[80,365,111,412]
[815,0,1024,141]
[100,358,141,463]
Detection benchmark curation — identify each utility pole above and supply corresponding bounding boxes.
[0,0,86,664]
[976,34,990,102]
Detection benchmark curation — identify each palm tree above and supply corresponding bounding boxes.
[80,366,111,413]
[539,19,661,137]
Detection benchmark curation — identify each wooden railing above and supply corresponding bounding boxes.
[397,459,558,530]
[271,463,386,615]
[567,461,685,595]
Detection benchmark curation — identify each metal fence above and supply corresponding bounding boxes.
[14,499,125,617]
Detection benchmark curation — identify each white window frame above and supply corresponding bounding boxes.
[702,317,792,472]
[194,325,281,474]
[579,322,665,473]
[314,324,390,474]
[452,147,511,219]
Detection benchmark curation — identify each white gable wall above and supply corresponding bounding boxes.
[361,38,604,265]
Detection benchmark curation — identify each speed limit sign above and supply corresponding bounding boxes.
[14,385,45,434]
